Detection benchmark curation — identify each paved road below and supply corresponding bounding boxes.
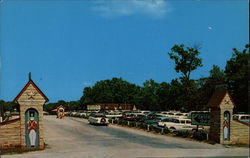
[2,116,249,158]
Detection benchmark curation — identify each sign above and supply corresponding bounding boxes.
[191,111,210,126]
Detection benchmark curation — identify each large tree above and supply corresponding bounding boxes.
[80,78,141,108]
[195,65,226,110]
[168,44,203,81]
[167,44,203,111]
[225,44,249,113]
[141,79,160,111]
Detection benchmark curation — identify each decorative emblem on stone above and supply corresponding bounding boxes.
[27,90,37,100]
[224,99,230,104]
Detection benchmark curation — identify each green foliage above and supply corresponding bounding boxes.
[78,42,248,113]
[225,44,249,112]
[210,65,226,81]
[175,130,193,138]
[168,44,203,80]
[193,130,208,141]
[195,65,226,111]
[3,44,247,113]
[44,100,81,112]
[80,77,142,108]
[141,79,161,110]
[0,100,19,113]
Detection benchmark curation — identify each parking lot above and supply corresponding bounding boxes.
[2,115,249,158]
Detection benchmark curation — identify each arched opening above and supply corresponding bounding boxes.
[25,108,39,148]
[223,111,230,141]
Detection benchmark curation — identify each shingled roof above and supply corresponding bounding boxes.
[207,90,235,107]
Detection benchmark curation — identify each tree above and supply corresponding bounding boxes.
[168,44,203,81]
[141,79,160,111]
[195,65,226,111]
[156,82,171,111]
[167,44,203,112]
[209,65,226,81]
[80,78,142,108]
[225,44,249,113]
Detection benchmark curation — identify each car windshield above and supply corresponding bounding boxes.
[175,113,183,116]
[180,120,185,124]
[241,116,249,120]
[173,119,180,123]
[162,118,171,122]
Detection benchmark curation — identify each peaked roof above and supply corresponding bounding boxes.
[207,90,235,107]
[13,79,49,103]
[57,105,65,109]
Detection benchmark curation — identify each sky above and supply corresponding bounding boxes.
[0,0,248,102]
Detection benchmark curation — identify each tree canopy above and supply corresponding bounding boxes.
[168,44,203,81]
[1,44,248,114]
[225,44,249,112]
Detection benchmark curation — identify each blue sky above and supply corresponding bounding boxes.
[0,0,248,102]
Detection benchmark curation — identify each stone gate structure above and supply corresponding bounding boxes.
[207,90,249,145]
[0,75,48,150]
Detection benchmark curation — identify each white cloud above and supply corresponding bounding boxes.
[83,82,92,86]
[92,0,172,19]
[208,26,213,30]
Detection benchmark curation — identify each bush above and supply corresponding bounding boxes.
[175,130,193,138]
[193,130,208,141]
[151,125,170,134]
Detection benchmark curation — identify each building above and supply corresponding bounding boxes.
[87,103,135,111]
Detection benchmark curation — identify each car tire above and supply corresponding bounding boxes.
[169,127,176,132]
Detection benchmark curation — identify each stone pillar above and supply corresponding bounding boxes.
[207,90,235,144]
[14,77,48,149]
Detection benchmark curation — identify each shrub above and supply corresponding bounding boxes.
[151,126,170,134]
[193,130,208,141]
[175,130,193,138]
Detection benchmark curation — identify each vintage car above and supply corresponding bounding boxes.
[88,113,109,125]
[158,118,202,131]
[105,112,123,119]
[122,113,143,121]
[157,117,175,127]
[233,114,250,123]
[139,116,170,125]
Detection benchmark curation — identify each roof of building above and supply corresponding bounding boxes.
[13,79,49,103]
[207,90,235,107]
[0,118,20,126]
[57,105,65,109]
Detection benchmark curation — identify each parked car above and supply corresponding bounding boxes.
[79,112,87,118]
[70,112,78,117]
[233,114,250,123]
[105,112,122,119]
[122,113,142,121]
[157,117,175,127]
[142,116,169,125]
[88,113,109,125]
[158,118,201,132]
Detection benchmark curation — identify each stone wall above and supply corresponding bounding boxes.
[209,107,221,143]
[0,118,21,149]
[231,120,249,145]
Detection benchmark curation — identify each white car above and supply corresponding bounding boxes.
[105,112,122,119]
[233,114,250,123]
[88,113,109,125]
[158,117,174,127]
[158,118,200,131]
